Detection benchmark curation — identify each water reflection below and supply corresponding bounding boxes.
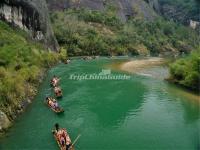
[165,84,200,123]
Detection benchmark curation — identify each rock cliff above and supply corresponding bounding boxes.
[0,0,59,51]
[149,0,200,24]
[0,111,11,132]
[47,0,199,24]
[47,0,158,21]
[1,0,197,51]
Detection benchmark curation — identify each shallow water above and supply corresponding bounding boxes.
[0,58,199,150]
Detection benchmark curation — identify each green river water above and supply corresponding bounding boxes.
[0,58,199,150]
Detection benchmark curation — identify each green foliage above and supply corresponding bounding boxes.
[51,8,200,57]
[159,0,199,22]
[0,21,60,108]
[169,48,200,91]
[70,7,122,29]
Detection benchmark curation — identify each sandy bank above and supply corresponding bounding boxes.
[120,57,166,73]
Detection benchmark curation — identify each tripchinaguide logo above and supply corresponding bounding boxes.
[69,69,131,80]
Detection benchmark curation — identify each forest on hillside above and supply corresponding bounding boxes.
[50,6,199,57]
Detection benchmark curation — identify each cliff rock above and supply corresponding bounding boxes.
[0,111,11,132]
[47,0,200,25]
[47,0,158,21]
[151,0,200,25]
[0,0,59,51]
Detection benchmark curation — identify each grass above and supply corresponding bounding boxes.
[0,21,66,118]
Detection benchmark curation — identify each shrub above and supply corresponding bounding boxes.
[169,48,200,91]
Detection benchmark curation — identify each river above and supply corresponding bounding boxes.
[0,57,199,150]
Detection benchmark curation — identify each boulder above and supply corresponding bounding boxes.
[0,111,11,131]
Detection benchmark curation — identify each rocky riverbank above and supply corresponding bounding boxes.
[0,70,47,135]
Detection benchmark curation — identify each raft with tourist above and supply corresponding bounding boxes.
[64,59,71,64]
[54,86,63,98]
[45,97,64,113]
[51,75,60,87]
[52,124,74,150]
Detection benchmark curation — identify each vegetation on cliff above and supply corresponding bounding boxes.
[0,21,65,120]
[159,0,200,24]
[168,48,200,91]
[50,7,200,56]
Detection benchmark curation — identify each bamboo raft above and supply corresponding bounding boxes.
[54,87,63,98]
[50,77,60,87]
[55,91,63,98]
[52,129,74,150]
[46,99,64,113]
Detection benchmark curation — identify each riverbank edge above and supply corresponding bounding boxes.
[165,77,200,95]
[0,62,62,136]
[119,57,200,95]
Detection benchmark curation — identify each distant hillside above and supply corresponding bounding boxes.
[47,0,158,21]
[50,8,200,57]
[157,0,200,24]
[47,0,200,24]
